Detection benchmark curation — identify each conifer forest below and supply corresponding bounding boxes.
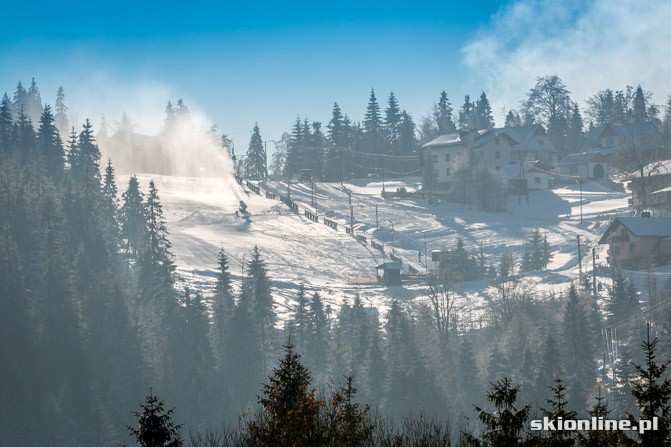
[2,65,671,446]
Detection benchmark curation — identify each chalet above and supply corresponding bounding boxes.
[555,151,609,180]
[581,122,663,157]
[501,161,553,190]
[628,160,671,214]
[598,216,671,269]
[495,124,559,166]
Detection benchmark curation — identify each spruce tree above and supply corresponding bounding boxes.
[248,343,321,447]
[465,377,532,446]
[541,378,578,446]
[120,175,146,257]
[628,328,671,445]
[54,86,69,136]
[562,284,596,411]
[363,88,383,155]
[0,93,12,153]
[246,123,267,179]
[128,391,183,447]
[474,92,495,129]
[434,91,456,134]
[384,91,402,155]
[244,245,275,370]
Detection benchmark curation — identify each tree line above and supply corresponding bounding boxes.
[3,78,671,445]
[243,76,671,184]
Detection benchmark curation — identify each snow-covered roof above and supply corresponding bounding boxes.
[557,151,608,166]
[599,216,671,243]
[422,129,517,150]
[651,186,671,195]
[642,160,671,177]
[422,133,464,148]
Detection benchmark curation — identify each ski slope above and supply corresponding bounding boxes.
[123,174,637,325]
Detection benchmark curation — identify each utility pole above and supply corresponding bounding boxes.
[287,179,292,199]
[339,147,344,187]
[381,155,386,193]
[311,177,316,207]
[348,192,354,232]
[592,247,597,299]
[577,235,582,281]
[375,205,379,228]
[578,177,584,223]
[389,220,395,256]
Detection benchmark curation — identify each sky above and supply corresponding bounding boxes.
[1,0,670,156]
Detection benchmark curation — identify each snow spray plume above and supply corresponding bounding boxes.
[97,101,241,199]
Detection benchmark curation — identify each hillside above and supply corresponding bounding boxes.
[124,173,637,325]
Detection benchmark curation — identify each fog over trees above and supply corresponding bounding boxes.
[2,77,671,446]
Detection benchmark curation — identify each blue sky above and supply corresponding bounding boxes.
[1,0,669,152]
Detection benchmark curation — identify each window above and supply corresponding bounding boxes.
[613,246,621,256]
[495,137,500,145]
[495,166,501,171]
[534,176,541,184]
[446,168,451,177]
[432,154,438,163]
[445,153,450,161]
[495,151,500,160]
[570,166,578,174]
[629,243,636,254]
[538,139,543,146]
[605,136,614,146]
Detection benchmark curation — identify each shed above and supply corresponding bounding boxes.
[376,262,402,286]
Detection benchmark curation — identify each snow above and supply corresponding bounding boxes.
[120,173,667,326]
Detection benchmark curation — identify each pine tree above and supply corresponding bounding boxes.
[128,391,183,447]
[120,175,146,257]
[384,91,402,155]
[505,110,522,127]
[227,293,263,410]
[541,378,578,446]
[54,86,69,136]
[212,248,234,368]
[632,85,648,123]
[434,91,456,134]
[398,110,418,156]
[562,284,596,412]
[474,92,495,129]
[458,95,475,130]
[628,327,671,445]
[11,81,27,120]
[291,282,310,352]
[305,291,329,377]
[25,78,43,124]
[100,158,120,249]
[464,377,532,446]
[363,88,384,155]
[244,245,275,370]
[36,105,65,179]
[246,123,267,179]
[0,93,12,153]
[248,343,322,446]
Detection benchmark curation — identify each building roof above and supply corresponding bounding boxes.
[598,216,671,244]
[376,262,402,270]
[493,124,546,147]
[422,129,518,150]
[557,151,608,166]
[583,122,663,151]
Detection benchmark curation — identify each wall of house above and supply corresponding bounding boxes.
[528,172,551,190]
[610,236,660,268]
[557,164,589,178]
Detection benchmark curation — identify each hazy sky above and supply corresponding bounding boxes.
[1,0,669,154]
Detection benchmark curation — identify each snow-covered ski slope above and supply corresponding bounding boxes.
[125,174,638,323]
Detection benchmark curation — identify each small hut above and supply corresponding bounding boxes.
[376,262,402,286]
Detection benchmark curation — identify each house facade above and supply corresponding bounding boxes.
[598,216,671,269]
[422,129,518,185]
[496,124,559,166]
[422,125,558,185]
[581,122,663,157]
[627,160,671,213]
[555,151,609,180]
